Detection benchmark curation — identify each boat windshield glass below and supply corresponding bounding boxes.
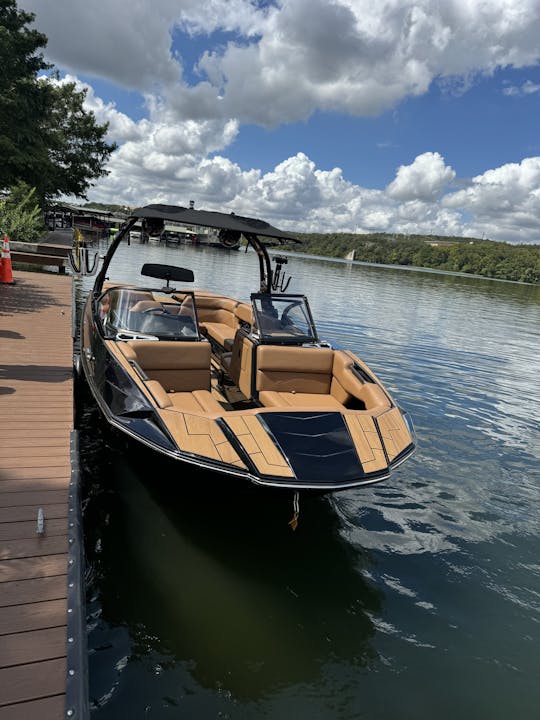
[98,287,199,340]
[251,294,318,344]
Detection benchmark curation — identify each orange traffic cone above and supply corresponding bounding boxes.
[1,234,15,284]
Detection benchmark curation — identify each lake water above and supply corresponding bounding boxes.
[77,241,540,719]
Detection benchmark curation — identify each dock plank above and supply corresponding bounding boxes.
[0,490,69,507]
[0,478,71,493]
[0,599,67,636]
[0,554,68,583]
[0,535,68,561]
[0,271,74,716]
[0,504,67,523]
[0,468,70,479]
[0,694,64,720]
[0,626,66,668]
[0,519,67,542]
[0,576,67,608]
[0,657,66,706]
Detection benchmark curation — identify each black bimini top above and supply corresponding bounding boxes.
[132,204,300,243]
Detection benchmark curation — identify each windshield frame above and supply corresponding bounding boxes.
[97,286,201,341]
[250,293,319,345]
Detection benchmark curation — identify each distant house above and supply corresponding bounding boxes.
[425,239,461,247]
[45,203,114,234]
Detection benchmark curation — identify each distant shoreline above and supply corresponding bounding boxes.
[278,232,539,284]
[269,249,537,286]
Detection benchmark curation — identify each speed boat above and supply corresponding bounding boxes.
[80,204,415,503]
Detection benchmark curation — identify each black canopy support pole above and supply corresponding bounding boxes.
[93,217,137,298]
[244,232,272,294]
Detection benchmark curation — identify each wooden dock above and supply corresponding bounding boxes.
[0,270,75,718]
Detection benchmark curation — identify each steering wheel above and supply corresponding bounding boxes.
[142,306,169,314]
[280,300,302,326]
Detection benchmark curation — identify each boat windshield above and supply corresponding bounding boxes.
[251,294,318,344]
[98,287,199,340]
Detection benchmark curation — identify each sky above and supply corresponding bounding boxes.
[24,0,540,243]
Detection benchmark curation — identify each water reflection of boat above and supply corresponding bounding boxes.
[80,204,415,498]
[82,428,381,704]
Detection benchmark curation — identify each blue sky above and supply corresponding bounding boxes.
[26,0,540,242]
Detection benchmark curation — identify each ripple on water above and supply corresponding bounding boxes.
[78,245,540,719]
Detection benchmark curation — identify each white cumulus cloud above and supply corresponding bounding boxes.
[387,152,456,202]
[21,2,540,243]
[25,0,540,124]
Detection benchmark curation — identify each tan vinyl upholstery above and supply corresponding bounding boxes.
[256,346,334,394]
[162,296,194,316]
[166,389,223,414]
[145,379,172,408]
[126,340,211,392]
[237,335,255,398]
[195,295,252,347]
[200,321,235,347]
[234,303,253,325]
[331,351,389,412]
[129,300,163,313]
[258,391,344,409]
[255,346,391,412]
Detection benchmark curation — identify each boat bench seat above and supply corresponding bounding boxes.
[122,340,224,414]
[163,389,223,414]
[258,390,344,409]
[200,321,235,347]
[256,346,335,408]
[256,345,390,413]
[196,296,253,348]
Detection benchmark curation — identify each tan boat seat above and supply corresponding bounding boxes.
[258,391,344,409]
[126,340,211,392]
[167,389,223,414]
[200,322,235,347]
[256,345,334,394]
[196,295,252,347]
[234,303,252,325]
[331,351,390,412]
[129,299,163,313]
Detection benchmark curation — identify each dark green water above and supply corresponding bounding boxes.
[78,243,540,719]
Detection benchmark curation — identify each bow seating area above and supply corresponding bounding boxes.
[255,346,390,412]
[120,340,224,414]
[119,336,390,417]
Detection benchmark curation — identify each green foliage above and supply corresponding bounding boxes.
[284,233,540,284]
[0,0,116,201]
[39,77,116,200]
[0,180,45,242]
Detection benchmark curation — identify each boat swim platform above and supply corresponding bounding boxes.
[0,270,88,719]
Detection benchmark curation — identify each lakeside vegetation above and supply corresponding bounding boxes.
[282,233,540,284]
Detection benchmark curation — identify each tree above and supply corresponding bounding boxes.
[39,78,116,200]
[0,0,115,202]
[0,180,45,243]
